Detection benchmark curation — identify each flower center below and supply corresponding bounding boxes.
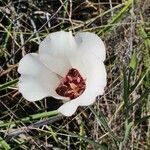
[55,68,86,100]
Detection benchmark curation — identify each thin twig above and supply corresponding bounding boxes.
[6,114,64,140]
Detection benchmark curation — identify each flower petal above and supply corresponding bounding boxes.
[58,52,107,116]
[18,53,67,101]
[18,75,50,101]
[75,32,106,61]
[69,52,107,106]
[58,100,79,116]
[39,31,77,77]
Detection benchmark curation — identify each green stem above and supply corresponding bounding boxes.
[0,110,59,128]
[0,79,19,91]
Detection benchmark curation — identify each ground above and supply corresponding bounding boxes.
[0,0,150,150]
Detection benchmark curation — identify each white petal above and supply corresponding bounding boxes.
[39,31,77,77]
[75,32,106,61]
[58,100,79,116]
[69,52,107,106]
[58,52,107,116]
[18,75,49,101]
[18,53,67,101]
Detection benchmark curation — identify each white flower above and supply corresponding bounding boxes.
[18,31,107,116]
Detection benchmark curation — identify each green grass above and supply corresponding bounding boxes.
[0,0,150,149]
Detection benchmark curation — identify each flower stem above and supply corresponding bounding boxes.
[0,110,59,128]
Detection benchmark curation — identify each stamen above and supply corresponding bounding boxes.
[56,68,86,100]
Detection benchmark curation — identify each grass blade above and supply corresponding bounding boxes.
[119,121,133,150]
[0,110,59,128]
[98,0,132,35]
[0,79,19,91]
[89,106,121,143]
[0,136,11,150]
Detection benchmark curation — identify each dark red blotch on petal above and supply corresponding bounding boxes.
[56,68,86,100]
